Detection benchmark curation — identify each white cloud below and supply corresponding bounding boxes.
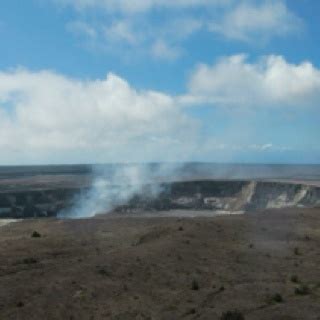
[209,1,301,42]
[69,17,202,60]
[54,0,229,14]
[67,21,97,38]
[104,20,138,45]
[164,18,203,40]
[187,54,320,108]
[1,54,318,164]
[151,39,182,60]
[56,0,302,61]
[0,69,197,164]
[250,143,273,151]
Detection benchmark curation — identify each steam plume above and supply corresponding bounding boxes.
[58,163,181,218]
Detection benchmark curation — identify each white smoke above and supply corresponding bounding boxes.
[58,163,181,218]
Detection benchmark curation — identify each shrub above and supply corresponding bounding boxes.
[31,231,41,238]
[23,257,38,264]
[295,285,310,296]
[221,310,245,320]
[294,247,301,255]
[290,275,299,283]
[270,293,283,303]
[191,279,199,291]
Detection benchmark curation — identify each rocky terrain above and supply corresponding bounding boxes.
[0,208,320,319]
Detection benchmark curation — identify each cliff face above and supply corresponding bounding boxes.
[0,180,319,219]
[115,180,320,213]
[0,188,83,218]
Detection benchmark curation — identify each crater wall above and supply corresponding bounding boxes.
[0,180,319,219]
[115,180,320,213]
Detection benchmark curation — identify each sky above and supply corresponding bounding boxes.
[0,0,319,165]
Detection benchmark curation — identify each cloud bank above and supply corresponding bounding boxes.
[0,54,319,164]
[187,54,320,108]
[0,69,196,164]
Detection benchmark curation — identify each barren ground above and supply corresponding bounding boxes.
[0,209,320,320]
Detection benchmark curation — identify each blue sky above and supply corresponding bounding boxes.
[0,0,319,164]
